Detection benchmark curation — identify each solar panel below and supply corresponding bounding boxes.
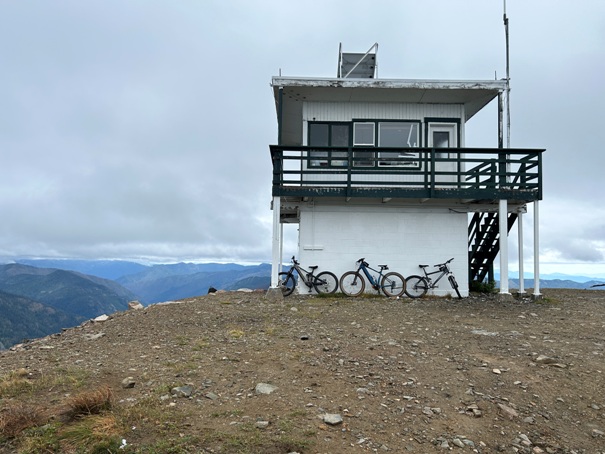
[338,43,378,79]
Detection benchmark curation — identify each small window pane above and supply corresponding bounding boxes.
[353,150,374,167]
[354,123,375,146]
[309,123,329,146]
[433,131,450,148]
[331,124,349,146]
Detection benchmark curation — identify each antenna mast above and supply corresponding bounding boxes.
[504,0,510,148]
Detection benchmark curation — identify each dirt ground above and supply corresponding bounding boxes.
[1,288,604,453]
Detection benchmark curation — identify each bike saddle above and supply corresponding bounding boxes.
[419,264,429,268]
[379,265,388,270]
[309,265,319,270]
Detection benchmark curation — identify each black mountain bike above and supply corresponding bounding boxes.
[278,256,339,297]
[339,258,406,297]
[405,257,462,299]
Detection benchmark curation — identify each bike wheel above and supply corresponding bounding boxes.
[381,272,406,297]
[404,275,429,298]
[339,271,365,297]
[313,271,339,294]
[448,275,462,299]
[278,272,296,297]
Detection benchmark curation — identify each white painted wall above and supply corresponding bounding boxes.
[303,102,464,124]
[296,202,469,297]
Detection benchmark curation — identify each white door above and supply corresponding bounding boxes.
[427,122,458,184]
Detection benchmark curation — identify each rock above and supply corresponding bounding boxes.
[83,332,105,341]
[93,314,110,322]
[471,329,498,336]
[255,383,278,395]
[422,406,434,416]
[592,429,604,438]
[493,368,502,374]
[255,420,269,428]
[171,385,193,398]
[205,392,219,400]
[121,377,136,389]
[322,413,343,425]
[208,287,218,294]
[534,355,566,367]
[452,438,465,448]
[128,300,144,310]
[237,288,253,293]
[497,403,518,419]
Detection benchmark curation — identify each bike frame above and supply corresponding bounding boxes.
[421,261,453,289]
[285,259,316,288]
[422,267,448,288]
[357,261,386,289]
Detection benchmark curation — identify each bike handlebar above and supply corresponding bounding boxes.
[434,257,454,267]
[291,256,299,265]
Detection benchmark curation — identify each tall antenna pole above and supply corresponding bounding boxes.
[504,0,510,148]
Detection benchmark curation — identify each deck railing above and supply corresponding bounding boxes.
[270,145,544,201]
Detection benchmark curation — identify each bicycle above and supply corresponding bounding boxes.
[405,257,462,299]
[278,256,339,297]
[339,258,406,297]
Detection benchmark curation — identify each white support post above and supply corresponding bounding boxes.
[270,196,282,288]
[517,211,525,294]
[499,199,510,294]
[533,201,541,296]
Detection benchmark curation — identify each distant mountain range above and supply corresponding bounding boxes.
[16,259,148,280]
[0,260,272,349]
[115,262,271,303]
[0,263,137,349]
[496,272,605,284]
[0,289,85,350]
[506,278,605,290]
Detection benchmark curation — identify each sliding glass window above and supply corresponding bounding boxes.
[308,122,350,167]
[377,121,420,168]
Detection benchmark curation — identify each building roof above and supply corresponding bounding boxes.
[272,76,506,146]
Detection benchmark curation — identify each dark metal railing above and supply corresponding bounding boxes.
[270,145,543,201]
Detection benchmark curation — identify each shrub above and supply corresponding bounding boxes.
[63,385,113,419]
[470,279,497,294]
[0,402,44,438]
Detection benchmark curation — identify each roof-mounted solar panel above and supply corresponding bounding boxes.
[338,43,378,79]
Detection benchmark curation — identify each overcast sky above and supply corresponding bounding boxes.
[1,1,604,276]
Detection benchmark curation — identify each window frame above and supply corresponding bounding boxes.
[307,121,351,168]
[376,120,421,168]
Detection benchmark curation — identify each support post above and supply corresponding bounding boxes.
[499,199,510,294]
[270,196,282,288]
[533,201,541,296]
[517,211,525,294]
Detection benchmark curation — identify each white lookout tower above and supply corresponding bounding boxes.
[268,44,544,297]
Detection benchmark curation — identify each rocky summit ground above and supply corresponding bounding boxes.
[1,288,604,453]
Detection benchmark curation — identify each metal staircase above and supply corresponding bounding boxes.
[468,212,518,283]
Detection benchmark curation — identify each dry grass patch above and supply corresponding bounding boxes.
[0,369,34,398]
[0,402,45,439]
[62,385,113,420]
[228,328,245,338]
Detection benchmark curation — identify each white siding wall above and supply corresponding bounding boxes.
[297,203,469,297]
[303,102,464,124]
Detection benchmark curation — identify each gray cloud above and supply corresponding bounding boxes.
[1,0,604,270]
